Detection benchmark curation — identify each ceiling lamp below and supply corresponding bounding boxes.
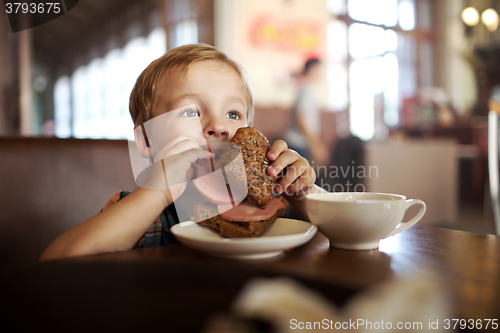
[462,6,480,26]
[481,8,499,31]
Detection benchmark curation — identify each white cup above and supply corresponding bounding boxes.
[306,192,426,250]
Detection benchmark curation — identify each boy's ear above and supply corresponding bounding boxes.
[133,125,153,159]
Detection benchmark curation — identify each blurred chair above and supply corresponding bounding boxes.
[0,137,137,266]
[365,139,458,226]
[331,135,365,190]
[488,99,500,235]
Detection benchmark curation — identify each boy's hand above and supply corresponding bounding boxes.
[266,140,316,201]
[145,135,212,204]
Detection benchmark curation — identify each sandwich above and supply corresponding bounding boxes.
[190,127,285,238]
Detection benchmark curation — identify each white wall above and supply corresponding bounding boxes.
[365,140,458,226]
[215,0,329,108]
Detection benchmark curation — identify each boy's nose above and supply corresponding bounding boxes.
[204,119,229,140]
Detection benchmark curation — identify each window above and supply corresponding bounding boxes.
[327,0,434,140]
[54,76,71,138]
[54,27,167,140]
[173,19,199,48]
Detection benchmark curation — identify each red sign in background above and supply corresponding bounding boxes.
[249,15,325,56]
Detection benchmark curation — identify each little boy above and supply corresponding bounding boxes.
[41,44,327,260]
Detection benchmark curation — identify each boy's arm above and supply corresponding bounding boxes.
[40,187,171,261]
[40,136,212,261]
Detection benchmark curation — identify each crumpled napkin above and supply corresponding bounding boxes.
[231,273,452,333]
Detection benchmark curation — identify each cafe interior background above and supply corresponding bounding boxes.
[1,0,500,266]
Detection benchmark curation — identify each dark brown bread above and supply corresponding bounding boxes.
[189,201,218,221]
[220,127,277,208]
[197,207,284,238]
[189,201,284,238]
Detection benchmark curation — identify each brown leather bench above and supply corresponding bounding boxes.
[0,137,137,266]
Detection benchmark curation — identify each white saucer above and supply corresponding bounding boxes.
[171,218,317,260]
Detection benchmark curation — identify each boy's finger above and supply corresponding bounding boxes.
[176,149,213,164]
[169,139,205,154]
[275,160,308,193]
[284,167,315,195]
[267,149,299,177]
[155,139,203,162]
[165,149,213,173]
[281,178,304,196]
[267,140,288,161]
[161,135,200,151]
[155,135,201,157]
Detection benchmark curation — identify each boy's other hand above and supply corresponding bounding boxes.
[145,135,213,203]
[266,140,316,201]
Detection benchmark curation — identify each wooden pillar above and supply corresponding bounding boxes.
[0,11,10,135]
[19,28,34,136]
[160,0,175,50]
[198,0,214,46]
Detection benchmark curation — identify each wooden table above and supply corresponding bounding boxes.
[1,225,499,332]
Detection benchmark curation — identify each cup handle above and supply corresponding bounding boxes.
[386,199,426,237]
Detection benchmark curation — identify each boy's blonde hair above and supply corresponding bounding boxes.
[129,43,254,126]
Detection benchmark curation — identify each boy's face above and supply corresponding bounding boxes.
[151,60,248,151]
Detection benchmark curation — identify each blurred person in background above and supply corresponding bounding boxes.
[284,58,329,167]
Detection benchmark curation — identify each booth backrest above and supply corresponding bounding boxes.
[0,137,137,266]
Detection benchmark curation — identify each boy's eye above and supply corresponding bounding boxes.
[182,109,200,117]
[226,111,240,120]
